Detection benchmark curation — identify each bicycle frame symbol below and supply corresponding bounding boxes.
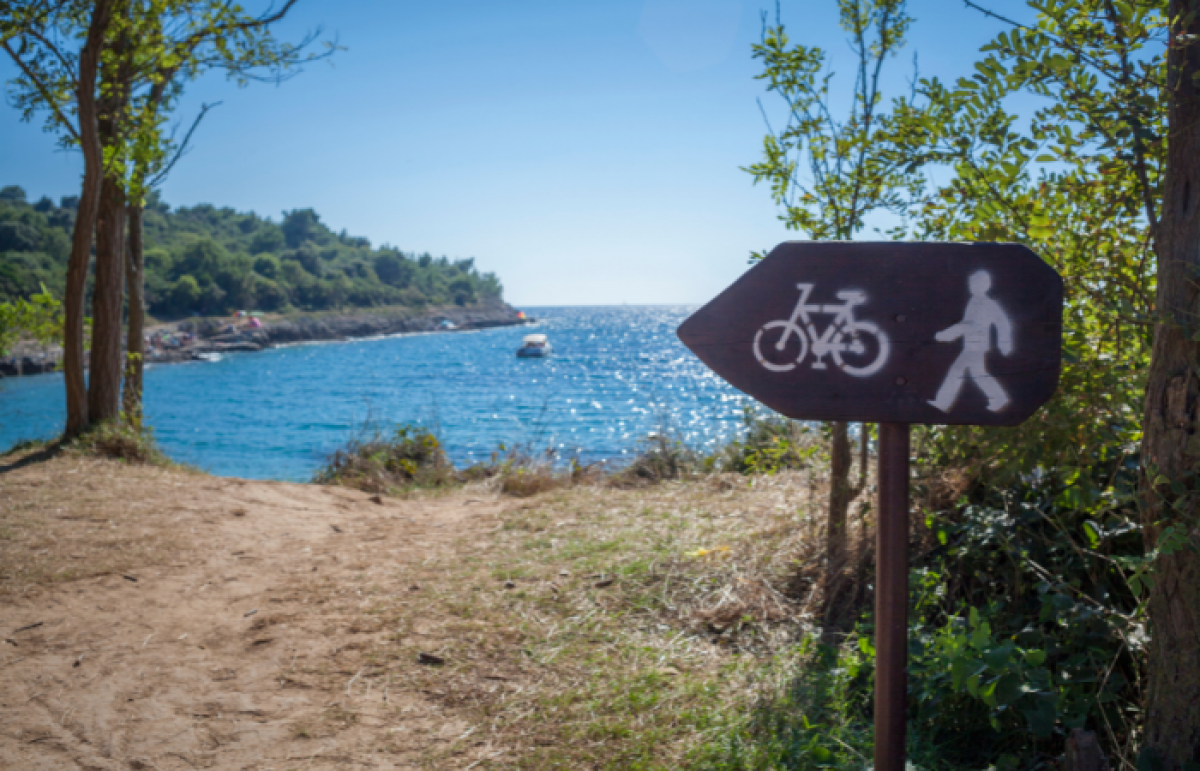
[753,283,890,377]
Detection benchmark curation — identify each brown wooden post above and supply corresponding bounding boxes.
[875,422,909,770]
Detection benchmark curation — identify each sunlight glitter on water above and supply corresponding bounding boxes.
[0,306,759,480]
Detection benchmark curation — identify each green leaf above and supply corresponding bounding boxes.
[1022,694,1057,738]
[993,672,1023,706]
[983,640,1015,672]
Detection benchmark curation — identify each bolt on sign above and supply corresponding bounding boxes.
[677,241,1063,770]
[677,241,1063,426]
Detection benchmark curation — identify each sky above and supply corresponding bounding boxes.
[0,1,1016,306]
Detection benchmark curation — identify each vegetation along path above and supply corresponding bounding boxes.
[0,449,827,769]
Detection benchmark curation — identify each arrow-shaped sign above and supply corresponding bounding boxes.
[677,241,1063,426]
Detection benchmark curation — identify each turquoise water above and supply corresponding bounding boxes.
[0,306,756,481]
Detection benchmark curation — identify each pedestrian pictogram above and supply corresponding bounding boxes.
[928,269,1014,413]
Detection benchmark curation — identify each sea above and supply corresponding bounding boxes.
[0,306,760,481]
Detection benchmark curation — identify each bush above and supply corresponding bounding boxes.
[67,421,173,466]
[313,423,457,493]
[489,447,601,497]
[904,460,1144,767]
[612,432,702,486]
[705,408,823,475]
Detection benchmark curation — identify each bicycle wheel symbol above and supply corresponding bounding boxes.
[831,322,889,377]
[753,322,808,372]
[753,283,890,378]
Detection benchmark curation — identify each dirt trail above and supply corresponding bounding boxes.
[1,458,511,770]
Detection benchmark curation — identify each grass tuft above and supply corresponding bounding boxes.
[313,422,457,493]
[66,419,177,466]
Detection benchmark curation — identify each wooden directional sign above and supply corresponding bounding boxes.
[678,242,1063,426]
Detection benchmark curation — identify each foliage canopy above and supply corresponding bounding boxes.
[0,185,504,318]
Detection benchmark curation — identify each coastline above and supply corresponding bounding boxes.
[0,301,533,377]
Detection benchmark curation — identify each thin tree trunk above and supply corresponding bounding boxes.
[88,175,126,424]
[858,423,869,492]
[822,419,854,632]
[1139,2,1200,765]
[89,10,134,427]
[827,420,853,569]
[122,203,145,423]
[62,0,116,437]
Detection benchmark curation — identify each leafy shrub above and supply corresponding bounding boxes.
[705,408,823,475]
[905,457,1144,767]
[313,423,456,493]
[67,421,173,466]
[0,283,62,356]
[613,432,703,485]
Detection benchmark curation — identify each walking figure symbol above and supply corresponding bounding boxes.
[928,270,1014,413]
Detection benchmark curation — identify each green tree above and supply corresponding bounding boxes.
[250,225,284,254]
[374,250,413,288]
[3,0,332,428]
[282,208,322,248]
[167,274,200,315]
[3,0,117,436]
[253,253,281,279]
[0,185,26,203]
[0,285,62,357]
[874,0,1190,760]
[746,0,916,631]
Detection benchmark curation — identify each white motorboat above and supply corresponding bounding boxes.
[516,333,551,358]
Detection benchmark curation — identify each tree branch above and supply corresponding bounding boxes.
[1102,0,1161,243]
[172,0,300,61]
[147,100,221,189]
[0,39,79,143]
[26,27,77,91]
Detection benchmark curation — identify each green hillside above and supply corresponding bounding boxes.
[0,184,504,318]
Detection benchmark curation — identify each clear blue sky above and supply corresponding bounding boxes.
[1,1,1013,306]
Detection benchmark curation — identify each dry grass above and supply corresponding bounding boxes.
[0,447,201,598]
[275,464,875,768]
[0,438,879,768]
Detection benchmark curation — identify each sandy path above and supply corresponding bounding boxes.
[1,466,510,770]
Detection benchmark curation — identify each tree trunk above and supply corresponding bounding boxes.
[827,420,853,570]
[822,419,854,631]
[1063,729,1111,771]
[88,175,126,424]
[122,203,145,424]
[62,0,116,437]
[1139,2,1200,765]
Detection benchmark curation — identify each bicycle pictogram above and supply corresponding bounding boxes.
[753,283,890,377]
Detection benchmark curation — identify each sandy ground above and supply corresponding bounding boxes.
[0,454,515,770]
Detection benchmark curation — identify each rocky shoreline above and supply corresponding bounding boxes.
[0,303,533,378]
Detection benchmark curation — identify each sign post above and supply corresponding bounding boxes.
[677,242,1062,768]
[875,422,909,770]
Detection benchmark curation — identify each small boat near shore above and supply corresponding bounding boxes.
[516,333,551,358]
